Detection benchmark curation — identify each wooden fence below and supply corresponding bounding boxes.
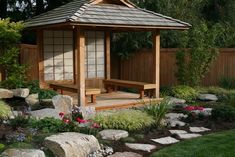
[20,44,39,81]
[19,44,235,86]
[116,48,235,86]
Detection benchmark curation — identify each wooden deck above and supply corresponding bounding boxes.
[67,91,162,111]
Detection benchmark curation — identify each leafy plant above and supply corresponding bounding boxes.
[9,115,31,129]
[175,22,220,86]
[211,105,235,122]
[30,117,79,133]
[143,99,170,126]
[93,110,154,132]
[0,101,11,121]
[219,77,235,90]
[160,86,173,97]
[38,89,58,100]
[26,80,40,94]
[172,85,198,102]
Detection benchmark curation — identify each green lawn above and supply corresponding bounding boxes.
[151,129,235,157]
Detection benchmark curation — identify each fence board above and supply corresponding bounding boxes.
[119,48,235,86]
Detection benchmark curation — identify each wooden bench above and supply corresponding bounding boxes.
[49,83,101,104]
[103,79,156,99]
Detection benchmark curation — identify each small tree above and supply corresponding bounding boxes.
[0,18,26,89]
[175,22,221,86]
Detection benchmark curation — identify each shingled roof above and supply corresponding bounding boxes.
[25,0,191,29]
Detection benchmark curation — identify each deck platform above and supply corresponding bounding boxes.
[68,91,162,111]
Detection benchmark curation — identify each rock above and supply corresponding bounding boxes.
[44,132,100,157]
[26,94,39,106]
[108,152,142,157]
[151,136,179,145]
[198,94,218,101]
[169,130,188,135]
[79,106,96,119]
[192,108,212,116]
[0,89,13,99]
[9,111,23,119]
[99,129,129,141]
[1,149,45,157]
[52,95,73,114]
[88,144,113,157]
[177,133,201,139]
[167,120,186,127]
[169,97,186,104]
[125,143,156,152]
[11,88,30,98]
[189,127,211,133]
[30,108,60,119]
[165,113,188,120]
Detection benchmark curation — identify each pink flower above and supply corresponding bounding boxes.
[59,112,64,118]
[92,123,101,128]
[63,118,70,124]
[195,106,204,111]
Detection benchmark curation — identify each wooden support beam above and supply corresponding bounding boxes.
[76,28,86,106]
[152,30,160,98]
[105,31,111,80]
[37,29,45,88]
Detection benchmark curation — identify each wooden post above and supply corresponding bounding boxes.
[152,30,160,98]
[105,31,111,80]
[76,27,86,106]
[37,29,44,88]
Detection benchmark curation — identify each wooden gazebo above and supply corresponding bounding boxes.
[25,0,190,109]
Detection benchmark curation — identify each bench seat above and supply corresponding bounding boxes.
[103,79,156,98]
[49,83,101,104]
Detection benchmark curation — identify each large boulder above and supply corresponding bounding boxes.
[11,88,30,98]
[169,97,186,105]
[25,94,39,106]
[99,129,129,140]
[79,106,96,119]
[1,149,45,157]
[52,95,73,114]
[198,94,218,101]
[165,113,188,127]
[0,89,13,99]
[30,108,60,119]
[44,132,100,157]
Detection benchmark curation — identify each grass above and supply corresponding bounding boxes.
[151,129,235,157]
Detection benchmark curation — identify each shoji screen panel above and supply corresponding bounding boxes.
[85,31,105,79]
[43,30,74,81]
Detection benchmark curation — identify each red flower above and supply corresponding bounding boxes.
[195,106,204,111]
[63,118,70,124]
[59,112,64,118]
[92,123,101,128]
[184,106,195,111]
[76,117,89,124]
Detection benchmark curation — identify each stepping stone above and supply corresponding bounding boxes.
[1,149,45,157]
[198,94,218,101]
[151,136,179,145]
[125,143,156,152]
[167,120,186,127]
[108,152,142,157]
[189,127,211,133]
[99,129,129,140]
[177,133,201,139]
[165,113,188,120]
[169,130,188,135]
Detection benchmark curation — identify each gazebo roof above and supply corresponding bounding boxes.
[25,0,191,29]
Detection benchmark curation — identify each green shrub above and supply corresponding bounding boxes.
[211,105,235,122]
[143,99,170,126]
[9,115,31,129]
[160,86,173,97]
[0,101,11,120]
[93,110,154,132]
[30,117,79,133]
[219,77,235,90]
[172,85,198,102]
[38,89,58,100]
[26,80,40,94]
[0,143,5,152]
